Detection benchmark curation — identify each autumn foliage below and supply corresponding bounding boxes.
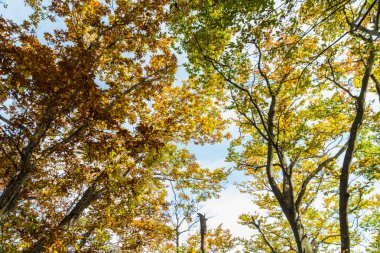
[1,0,380,253]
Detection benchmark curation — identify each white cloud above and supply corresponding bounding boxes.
[203,184,256,239]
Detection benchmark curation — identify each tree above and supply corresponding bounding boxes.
[144,146,228,253]
[168,183,203,253]
[298,1,380,251]
[169,183,201,253]
[0,0,229,251]
[170,0,380,252]
[184,224,237,253]
[0,0,175,220]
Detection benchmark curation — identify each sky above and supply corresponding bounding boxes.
[174,55,255,239]
[0,0,257,243]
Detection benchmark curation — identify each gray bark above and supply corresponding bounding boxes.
[339,45,375,253]
[198,213,207,253]
[0,152,32,219]
[24,177,105,253]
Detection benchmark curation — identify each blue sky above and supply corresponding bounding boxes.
[174,52,254,239]
[0,0,256,241]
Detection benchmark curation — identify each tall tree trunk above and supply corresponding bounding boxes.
[175,230,180,253]
[198,213,207,253]
[264,95,313,253]
[0,153,32,220]
[287,211,315,253]
[339,46,375,253]
[24,179,105,253]
[0,121,52,220]
[0,170,30,219]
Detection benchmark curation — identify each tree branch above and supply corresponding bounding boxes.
[249,217,278,253]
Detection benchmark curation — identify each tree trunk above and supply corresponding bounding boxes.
[264,95,313,253]
[198,213,207,253]
[0,170,30,219]
[0,153,32,220]
[339,46,375,253]
[175,231,180,253]
[24,180,105,253]
[287,212,315,253]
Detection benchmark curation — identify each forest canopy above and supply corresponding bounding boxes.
[0,0,379,253]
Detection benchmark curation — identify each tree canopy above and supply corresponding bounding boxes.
[1,0,380,253]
